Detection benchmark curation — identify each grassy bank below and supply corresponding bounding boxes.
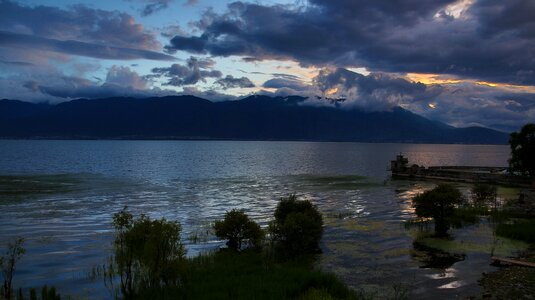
[132,250,362,300]
[496,220,535,243]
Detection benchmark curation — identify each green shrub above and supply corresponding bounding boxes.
[269,195,323,255]
[213,209,264,251]
[112,207,186,298]
[413,184,464,236]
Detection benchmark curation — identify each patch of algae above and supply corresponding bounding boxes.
[341,219,386,232]
[415,236,528,257]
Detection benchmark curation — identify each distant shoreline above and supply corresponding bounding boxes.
[0,137,510,145]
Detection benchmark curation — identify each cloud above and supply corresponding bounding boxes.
[139,0,173,16]
[0,1,171,60]
[215,75,254,89]
[181,86,238,101]
[184,0,198,6]
[0,31,175,61]
[311,68,429,111]
[0,58,33,66]
[165,0,535,85]
[258,67,535,131]
[21,66,156,100]
[262,77,308,91]
[0,1,161,49]
[106,65,149,90]
[151,56,222,86]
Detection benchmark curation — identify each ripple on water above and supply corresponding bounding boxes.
[0,141,518,299]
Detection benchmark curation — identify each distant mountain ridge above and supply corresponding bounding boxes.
[0,95,509,144]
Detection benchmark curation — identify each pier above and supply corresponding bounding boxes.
[390,154,533,188]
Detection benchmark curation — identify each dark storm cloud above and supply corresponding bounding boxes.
[292,68,534,131]
[151,56,222,86]
[0,0,171,60]
[472,0,535,38]
[0,31,175,61]
[215,75,254,89]
[165,1,535,84]
[308,68,431,111]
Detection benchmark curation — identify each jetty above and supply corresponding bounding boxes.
[389,154,533,188]
[491,256,535,268]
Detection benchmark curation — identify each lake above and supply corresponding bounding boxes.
[0,140,523,299]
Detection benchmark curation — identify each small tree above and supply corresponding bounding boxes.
[1,238,25,300]
[213,209,264,251]
[269,195,323,254]
[112,207,185,299]
[509,123,535,177]
[413,184,464,236]
[471,183,498,210]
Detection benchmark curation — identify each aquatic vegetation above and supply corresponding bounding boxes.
[414,234,528,257]
[496,220,535,243]
[0,175,80,201]
[296,175,381,191]
[13,285,61,300]
[338,219,386,233]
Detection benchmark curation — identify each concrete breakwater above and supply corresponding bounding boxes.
[390,154,533,188]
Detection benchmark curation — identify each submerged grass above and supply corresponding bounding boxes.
[297,175,382,190]
[0,174,81,199]
[414,235,528,257]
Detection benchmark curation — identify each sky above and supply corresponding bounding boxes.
[0,0,534,132]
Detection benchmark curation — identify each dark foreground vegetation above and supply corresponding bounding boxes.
[100,195,362,299]
[130,250,359,300]
[1,195,363,300]
[100,195,363,299]
[407,180,535,299]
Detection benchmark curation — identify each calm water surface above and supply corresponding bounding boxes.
[0,140,520,299]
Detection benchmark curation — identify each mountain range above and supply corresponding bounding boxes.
[0,95,509,144]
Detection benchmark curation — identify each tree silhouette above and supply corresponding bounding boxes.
[213,209,264,251]
[413,184,464,236]
[509,123,535,177]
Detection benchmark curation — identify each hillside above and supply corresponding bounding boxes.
[0,95,509,144]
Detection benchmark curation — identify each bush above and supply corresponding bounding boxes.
[112,207,185,299]
[471,183,497,209]
[413,184,464,236]
[269,195,323,255]
[213,209,264,251]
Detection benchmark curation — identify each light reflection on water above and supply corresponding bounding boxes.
[0,140,518,299]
